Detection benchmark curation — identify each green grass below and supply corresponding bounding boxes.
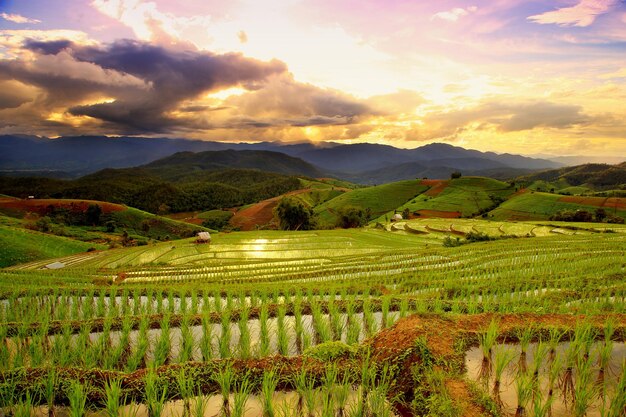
[315,179,428,226]
[109,207,208,240]
[300,177,362,190]
[489,191,626,221]
[0,225,106,267]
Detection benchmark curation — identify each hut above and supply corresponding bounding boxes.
[392,213,403,222]
[43,261,65,270]
[196,231,211,243]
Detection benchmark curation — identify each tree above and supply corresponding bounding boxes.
[337,206,367,228]
[402,207,410,220]
[594,208,607,222]
[451,172,462,179]
[86,204,102,226]
[274,197,314,230]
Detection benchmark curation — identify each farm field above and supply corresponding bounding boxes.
[1,218,625,417]
[489,191,626,221]
[372,177,516,223]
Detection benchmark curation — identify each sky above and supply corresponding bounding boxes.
[0,0,625,158]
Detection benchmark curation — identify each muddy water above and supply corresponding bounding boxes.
[465,342,626,417]
[30,389,399,417]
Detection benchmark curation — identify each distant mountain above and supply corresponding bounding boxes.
[533,155,625,166]
[294,142,559,173]
[339,159,536,185]
[517,162,626,188]
[0,134,560,183]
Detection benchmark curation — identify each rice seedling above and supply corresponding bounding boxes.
[546,351,562,416]
[293,304,304,354]
[176,367,196,417]
[192,389,210,417]
[277,397,299,417]
[607,360,626,417]
[144,369,168,417]
[200,312,214,361]
[103,378,124,417]
[238,306,251,359]
[531,342,549,396]
[334,379,351,417]
[232,376,252,417]
[381,296,391,329]
[479,319,499,382]
[597,319,615,390]
[260,305,271,357]
[368,387,391,417]
[68,381,89,417]
[573,354,596,417]
[514,372,533,417]
[179,313,194,363]
[13,391,33,417]
[516,325,533,376]
[261,370,280,417]
[492,347,516,408]
[329,301,343,341]
[277,304,289,355]
[153,314,171,366]
[215,363,235,417]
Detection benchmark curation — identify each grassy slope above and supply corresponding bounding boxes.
[315,179,427,226]
[373,177,514,222]
[109,207,209,240]
[0,225,106,267]
[489,191,626,221]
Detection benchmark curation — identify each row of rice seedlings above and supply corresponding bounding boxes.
[478,319,626,417]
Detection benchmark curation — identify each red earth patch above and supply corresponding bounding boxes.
[558,195,626,209]
[415,209,461,218]
[420,180,449,196]
[0,199,125,216]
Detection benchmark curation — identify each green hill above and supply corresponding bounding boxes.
[314,179,428,226]
[517,162,626,190]
[373,177,515,222]
[489,190,626,221]
[0,225,106,267]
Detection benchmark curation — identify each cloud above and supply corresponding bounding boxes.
[0,13,41,24]
[431,6,478,22]
[528,0,617,27]
[0,80,36,109]
[366,90,426,115]
[10,38,286,132]
[415,100,591,140]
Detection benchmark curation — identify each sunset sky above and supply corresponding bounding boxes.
[0,0,625,158]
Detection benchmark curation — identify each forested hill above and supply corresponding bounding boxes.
[517,162,626,189]
[143,149,323,180]
[0,168,302,214]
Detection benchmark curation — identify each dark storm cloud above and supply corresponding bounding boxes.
[24,39,74,55]
[11,38,287,133]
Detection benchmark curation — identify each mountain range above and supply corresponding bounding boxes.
[0,134,562,184]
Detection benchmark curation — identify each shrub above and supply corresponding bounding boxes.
[303,341,357,361]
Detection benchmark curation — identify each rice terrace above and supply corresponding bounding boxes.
[1,0,626,416]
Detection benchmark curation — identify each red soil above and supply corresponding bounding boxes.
[0,198,125,216]
[605,197,626,210]
[420,179,449,196]
[558,196,626,210]
[416,209,461,218]
[230,188,311,231]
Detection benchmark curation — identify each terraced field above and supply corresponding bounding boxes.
[1,219,625,417]
[489,191,626,221]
